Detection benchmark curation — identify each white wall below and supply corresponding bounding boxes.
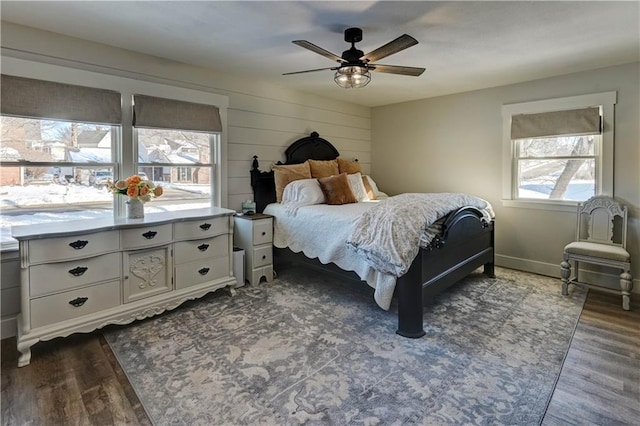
[0,22,372,212]
[372,62,640,293]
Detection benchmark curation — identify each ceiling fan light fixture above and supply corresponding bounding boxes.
[334,66,371,89]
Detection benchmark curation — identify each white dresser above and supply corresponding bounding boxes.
[12,207,236,367]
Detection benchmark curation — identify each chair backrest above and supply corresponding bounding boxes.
[576,196,628,248]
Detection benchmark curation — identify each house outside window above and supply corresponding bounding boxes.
[501,92,616,211]
[0,117,120,247]
[135,127,219,211]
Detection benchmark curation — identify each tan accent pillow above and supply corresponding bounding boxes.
[318,173,358,205]
[362,175,376,200]
[308,159,339,178]
[273,162,312,202]
[337,157,361,174]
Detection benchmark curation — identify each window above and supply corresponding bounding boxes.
[0,117,120,246]
[132,94,222,213]
[0,75,122,248]
[0,70,228,250]
[502,92,616,210]
[135,128,219,212]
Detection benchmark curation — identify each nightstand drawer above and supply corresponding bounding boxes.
[252,245,272,268]
[174,216,229,241]
[121,224,172,250]
[30,252,121,297]
[30,280,121,329]
[174,234,229,264]
[175,256,230,290]
[28,230,119,264]
[252,219,273,245]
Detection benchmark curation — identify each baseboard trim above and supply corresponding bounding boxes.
[1,316,17,339]
[495,254,639,294]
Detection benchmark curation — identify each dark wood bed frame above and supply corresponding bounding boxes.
[250,131,495,338]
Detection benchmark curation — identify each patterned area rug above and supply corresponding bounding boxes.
[103,267,586,425]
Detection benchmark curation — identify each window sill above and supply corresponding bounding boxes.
[501,199,578,212]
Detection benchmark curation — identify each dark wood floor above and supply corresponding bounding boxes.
[543,291,640,425]
[2,290,638,425]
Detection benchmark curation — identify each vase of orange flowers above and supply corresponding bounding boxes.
[107,174,163,219]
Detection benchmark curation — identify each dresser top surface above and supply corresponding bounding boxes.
[11,207,235,240]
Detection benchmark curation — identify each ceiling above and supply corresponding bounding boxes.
[1,1,639,107]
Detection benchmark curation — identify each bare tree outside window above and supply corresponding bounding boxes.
[516,135,597,201]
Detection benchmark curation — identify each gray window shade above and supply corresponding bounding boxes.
[133,95,222,132]
[511,107,601,139]
[1,74,122,124]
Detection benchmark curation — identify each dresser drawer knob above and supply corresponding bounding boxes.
[261,231,266,236]
[69,297,88,307]
[197,244,210,252]
[69,240,89,250]
[200,223,212,230]
[262,255,267,260]
[198,267,210,276]
[142,231,157,239]
[68,266,88,277]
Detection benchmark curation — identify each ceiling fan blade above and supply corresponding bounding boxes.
[360,34,419,63]
[282,67,338,76]
[369,64,426,76]
[292,40,345,63]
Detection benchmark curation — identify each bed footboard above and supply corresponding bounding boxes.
[396,207,495,338]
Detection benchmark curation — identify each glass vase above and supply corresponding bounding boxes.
[126,197,144,219]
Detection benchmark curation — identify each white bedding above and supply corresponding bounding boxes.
[264,196,493,311]
[264,201,399,310]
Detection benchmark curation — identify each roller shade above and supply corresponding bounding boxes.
[1,74,122,124]
[133,95,222,132]
[511,107,600,139]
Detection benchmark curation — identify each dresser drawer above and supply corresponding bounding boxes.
[174,234,229,265]
[28,230,119,264]
[174,216,229,241]
[252,245,273,268]
[30,252,121,297]
[252,219,273,245]
[30,280,121,329]
[175,256,230,290]
[121,224,172,250]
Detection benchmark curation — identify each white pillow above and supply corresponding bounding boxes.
[363,175,382,198]
[346,172,369,202]
[281,178,326,205]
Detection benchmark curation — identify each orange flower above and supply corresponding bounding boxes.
[127,184,139,198]
[126,175,142,185]
[153,186,164,197]
[139,185,150,196]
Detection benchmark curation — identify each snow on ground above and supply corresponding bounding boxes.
[0,183,210,249]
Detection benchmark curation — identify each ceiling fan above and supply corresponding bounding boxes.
[284,27,426,89]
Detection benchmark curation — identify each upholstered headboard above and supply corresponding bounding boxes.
[250,131,340,213]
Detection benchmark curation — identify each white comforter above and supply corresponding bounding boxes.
[264,196,493,311]
[264,201,400,309]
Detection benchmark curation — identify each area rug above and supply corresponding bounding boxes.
[103,267,586,425]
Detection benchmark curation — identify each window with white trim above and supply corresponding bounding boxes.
[502,92,616,210]
[132,94,222,212]
[0,75,122,248]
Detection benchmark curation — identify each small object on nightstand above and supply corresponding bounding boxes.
[241,200,256,215]
[233,213,274,286]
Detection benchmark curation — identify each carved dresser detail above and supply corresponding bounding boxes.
[12,207,236,367]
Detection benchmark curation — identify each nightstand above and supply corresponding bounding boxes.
[233,213,274,285]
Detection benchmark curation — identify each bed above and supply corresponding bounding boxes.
[250,132,495,338]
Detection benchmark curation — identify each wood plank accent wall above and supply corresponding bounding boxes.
[226,96,371,211]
